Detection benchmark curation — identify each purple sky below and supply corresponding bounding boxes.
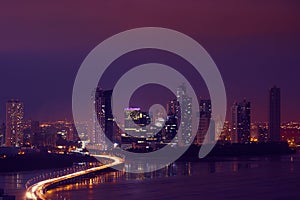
[0,0,299,122]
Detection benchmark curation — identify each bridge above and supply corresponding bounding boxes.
[25,154,124,200]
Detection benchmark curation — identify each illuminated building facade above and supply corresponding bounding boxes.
[167,100,180,118]
[5,100,24,147]
[124,108,151,138]
[0,123,5,146]
[94,88,118,148]
[219,121,231,143]
[195,100,213,144]
[176,84,192,146]
[165,100,180,144]
[231,100,251,144]
[122,108,158,149]
[163,115,178,143]
[258,125,269,143]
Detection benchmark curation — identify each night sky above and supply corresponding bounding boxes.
[0,0,299,122]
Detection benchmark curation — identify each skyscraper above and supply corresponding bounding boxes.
[231,103,238,143]
[231,100,251,144]
[176,84,192,146]
[195,100,213,144]
[94,88,118,147]
[269,86,281,142]
[163,115,178,143]
[5,100,24,147]
[165,100,180,144]
[0,123,5,146]
[166,99,180,118]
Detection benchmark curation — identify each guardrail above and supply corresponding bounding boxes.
[25,154,125,200]
[25,164,96,189]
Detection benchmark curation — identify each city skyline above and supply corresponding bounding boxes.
[0,84,292,124]
[0,2,300,200]
[0,85,294,149]
[1,92,299,150]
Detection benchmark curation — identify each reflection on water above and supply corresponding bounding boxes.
[0,153,299,200]
[0,169,54,199]
[46,153,300,200]
[51,159,262,193]
[46,159,269,199]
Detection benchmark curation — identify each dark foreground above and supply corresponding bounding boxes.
[0,142,294,172]
[0,153,98,172]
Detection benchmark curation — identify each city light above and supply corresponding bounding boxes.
[25,154,124,200]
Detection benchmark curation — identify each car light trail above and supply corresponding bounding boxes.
[25,154,124,200]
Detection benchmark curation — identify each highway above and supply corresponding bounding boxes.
[25,154,124,200]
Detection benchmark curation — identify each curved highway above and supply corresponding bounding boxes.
[25,154,124,200]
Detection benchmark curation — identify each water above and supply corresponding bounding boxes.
[0,169,57,199]
[1,153,299,200]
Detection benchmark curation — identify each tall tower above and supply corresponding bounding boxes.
[269,86,281,142]
[94,88,117,147]
[231,100,251,144]
[176,84,192,146]
[231,103,238,143]
[166,100,180,117]
[0,123,5,146]
[196,100,212,144]
[165,100,180,144]
[5,100,24,147]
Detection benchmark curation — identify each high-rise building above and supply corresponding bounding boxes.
[163,115,178,143]
[258,125,269,143]
[195,100,213,144]
[269,86,281,142]
[5,100,24,147]
[219,121,231,143]
[165,100,180,144]
[167,100,180,117]
[124,108,151,138]
[124,107,141,137]
[122,108,159,149]
[23,127,32,147]
[231,103,239,143]
[31,121,41,147]
[176,84,192,146]
[231,100,251,144]
[94,88,119,147]
[0,123,5,146]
